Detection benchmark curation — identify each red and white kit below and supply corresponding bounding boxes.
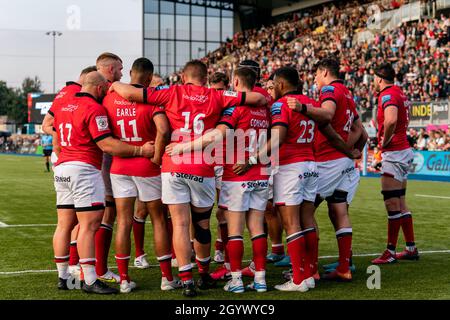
[270,92,318,206]
[217,102,270,212]
[377,85,414,182]
[315,80,360,203]
[53,92,112,210]
[142,85,245,208]
[103,85,166,202]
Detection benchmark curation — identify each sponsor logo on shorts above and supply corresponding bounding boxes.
[302,171,319,179]
[341,166,355,175]
[240,181,269,189]
[54,175,71,183]
[172,172,204,183]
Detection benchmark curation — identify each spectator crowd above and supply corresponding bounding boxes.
[168,0,450,123]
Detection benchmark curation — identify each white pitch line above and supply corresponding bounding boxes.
[1,249,450,276]
[415,194,450,200]
[0,224,56,228]
[0,221,9,227]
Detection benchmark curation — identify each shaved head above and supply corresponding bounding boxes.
[96,52,123,82]
[82,71,108,100]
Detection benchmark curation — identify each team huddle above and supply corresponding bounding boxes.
[42,52,418,297]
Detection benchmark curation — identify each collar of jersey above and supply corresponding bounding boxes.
[282,90,302,97]
[75,92,97,101]
[66,81,81,87]
[131,83,145,88]
[379,85,394,95]
[329,79,344,85]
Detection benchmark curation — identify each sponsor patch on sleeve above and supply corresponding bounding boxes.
[381,94,392,105]
[95,116,109,131]
[223,90,238,98]
[270,102,283,116]
[155,85,169,91]
[222,106,236,116]
[321,85,335,94]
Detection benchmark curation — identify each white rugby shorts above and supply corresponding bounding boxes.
[53,161,105,211]
[110,174,161,202]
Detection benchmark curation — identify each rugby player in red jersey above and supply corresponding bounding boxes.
[52,71,154,294]
[167,67,271,293]
[208,72,229,265]
[239,67,319,292]
[288,57,366,282]
[42,65,97,280]
[110,60,267,297]
[95,52,124,283]
[103,57,179,293]
[371,63,418,264]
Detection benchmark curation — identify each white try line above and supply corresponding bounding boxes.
[415,194,450,200]
[1,249,450,276]
[0,221,155,228]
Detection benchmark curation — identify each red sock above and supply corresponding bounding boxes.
[95,223,113,276]
[215,239,224,251]
[195,256,211,274]
[227,236,244,272]
[115,254,130,282]
[387,211,402,251]
[158,254,173,281]
[336,228,352,274]
[303,228,318,275]
[179,266,193,282]
[252,235,267,272]
[271,243,285,255]
[69,241,79,266]
[132,216,146,258]
[287,232,306,285]
[401,212,415,247]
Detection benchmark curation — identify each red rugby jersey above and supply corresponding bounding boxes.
[103,85,165,177]
[218,103,270,181]
[314,80,359,162]
[143,85,245,177]
[54,92,112,170]
[377,85,411,152]
[48,82,81,116]
[271,92,318,166]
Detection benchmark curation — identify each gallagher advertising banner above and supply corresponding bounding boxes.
[410,151,450,179]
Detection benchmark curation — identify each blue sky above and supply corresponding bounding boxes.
[0,0,142,92]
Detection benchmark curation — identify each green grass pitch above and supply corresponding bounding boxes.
[0,153,449,300]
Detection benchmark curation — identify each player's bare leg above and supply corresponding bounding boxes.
[223,210,246,293]
[133,200,150,268]
[113,197,136,293]
[264,202,285,262]
[68,223,80,277]
[397,180,418,260]
[95,195,118,282]
[146,199,180,290]
[300,201,319,279]
[214,206,226,263]
[275,205,309,292]
[77,209,117,294]
[191,204,215,290]
[53,208,77,289]
[322,198,353,281]
[246,209,268,292]
[169,203,196,296]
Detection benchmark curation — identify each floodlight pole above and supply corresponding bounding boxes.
[46,31,62,93]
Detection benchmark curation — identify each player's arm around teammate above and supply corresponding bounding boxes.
[52,72,154,294]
